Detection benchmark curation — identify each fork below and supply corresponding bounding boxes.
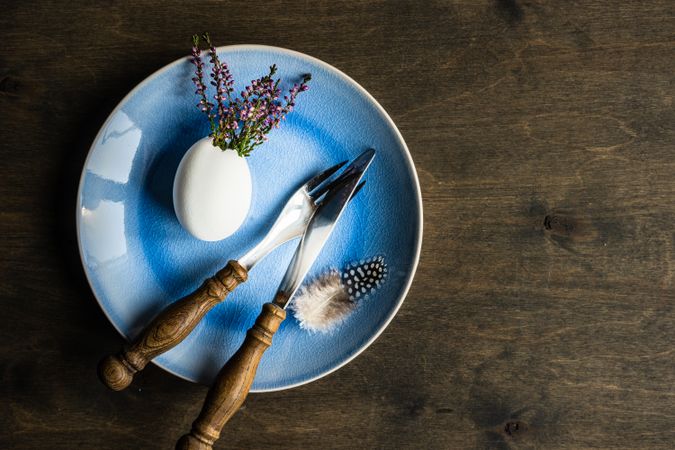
[98,160,360,390]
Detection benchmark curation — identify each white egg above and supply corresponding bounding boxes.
[173,137,252,241]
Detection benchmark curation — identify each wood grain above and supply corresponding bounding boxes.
[98,260,247,391]
[1,0,674,449]
[177,302,286,450]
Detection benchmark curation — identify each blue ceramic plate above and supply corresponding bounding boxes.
[77,45,422,392]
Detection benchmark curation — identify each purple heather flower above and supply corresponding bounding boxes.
[191,33,310,156]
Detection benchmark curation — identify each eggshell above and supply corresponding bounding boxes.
[173,137,252,241]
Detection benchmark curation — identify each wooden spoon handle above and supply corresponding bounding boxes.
[98,260,248,391]
[176,302,286,450]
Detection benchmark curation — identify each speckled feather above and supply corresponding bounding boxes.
[291,256,387,332]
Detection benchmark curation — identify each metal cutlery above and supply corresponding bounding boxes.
[98,157,365,390]
[176,149,375,450]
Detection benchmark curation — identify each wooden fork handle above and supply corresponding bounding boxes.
[176,302,286,450]
[98,260,248,391]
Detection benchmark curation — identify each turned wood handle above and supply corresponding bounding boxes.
[98,260,248,391]
[176,302,286,450]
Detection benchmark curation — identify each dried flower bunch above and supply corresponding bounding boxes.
[190,33,311,157]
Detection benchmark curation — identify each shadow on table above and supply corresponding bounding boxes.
[47,72,192,393]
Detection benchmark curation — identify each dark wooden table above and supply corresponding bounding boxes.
[2,1,674,449]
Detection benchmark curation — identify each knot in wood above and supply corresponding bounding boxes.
[0,76,19,95]
[544,214,578,235]
[504,420,527,436]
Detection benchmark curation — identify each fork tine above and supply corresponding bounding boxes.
[310,149,375,201]
[308,165,351,200]
[350,181,366,200]
[341,181,365,206]
[307,178,334,201]
[313,169,372,211]
[305,160,348,192]
[313,171,359,206]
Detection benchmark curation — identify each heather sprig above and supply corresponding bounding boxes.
[191,33,311,157]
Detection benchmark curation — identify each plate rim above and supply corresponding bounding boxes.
[76,44,423,392]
